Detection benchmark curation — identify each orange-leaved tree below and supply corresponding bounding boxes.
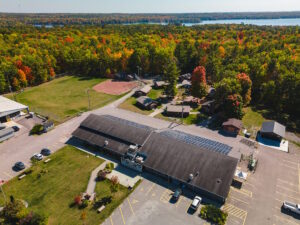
[191,66,208,98]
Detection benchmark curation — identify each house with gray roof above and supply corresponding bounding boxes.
[136,96,158,110]
[260,121,286,141]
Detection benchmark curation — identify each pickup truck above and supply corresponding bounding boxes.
[282,201,300,215]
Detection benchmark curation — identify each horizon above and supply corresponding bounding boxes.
[1,0,300,14]
[1,11,300,14]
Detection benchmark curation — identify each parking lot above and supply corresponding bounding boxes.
[224,143,300,225]
[102,172,211,225]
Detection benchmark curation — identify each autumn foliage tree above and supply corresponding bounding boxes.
[224,94,244,119]
[237,73,252,105]
[191,66,208,98]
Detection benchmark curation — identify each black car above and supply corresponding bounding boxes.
[172,188,182,201]
[41,148,51,156]
[12,126,20,132]
[14,162,25,170]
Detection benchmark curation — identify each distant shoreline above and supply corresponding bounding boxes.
[1,11,300,26]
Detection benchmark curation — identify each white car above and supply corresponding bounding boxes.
[32,153,43,161]
[190,196,202,210]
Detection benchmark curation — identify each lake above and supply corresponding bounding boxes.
[196,18,300,26]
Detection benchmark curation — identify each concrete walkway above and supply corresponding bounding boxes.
[86,161,107,195]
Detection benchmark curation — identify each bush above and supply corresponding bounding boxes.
[200,205,228,225]
[97,170,107,181]
[74,195,82,206]
[80,199,89,209]
[30,124,44,135]
[105,163,114,172]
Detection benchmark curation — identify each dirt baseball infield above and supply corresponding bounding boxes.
[93,79,138,95]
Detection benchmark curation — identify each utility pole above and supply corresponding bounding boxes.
[0,180,7,204]
[5,74,16,101]
[86,88,91,110]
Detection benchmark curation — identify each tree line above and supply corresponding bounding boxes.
[0,24,299,129]
[0,12,300,26]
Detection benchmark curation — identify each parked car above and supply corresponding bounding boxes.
[190,196,202,210]
[41,148,51,156]
[14,162,25,170]
[11,126,20,132]
[282,201,300,215]
[32,153,43,161]
[172,188,182,201]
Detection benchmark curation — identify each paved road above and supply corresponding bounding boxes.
[0,91,134,181]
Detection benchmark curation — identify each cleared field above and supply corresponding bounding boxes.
[242,107,266,135]
[93,79,138,95]
[0,146,131,225]
[6,76,121,123]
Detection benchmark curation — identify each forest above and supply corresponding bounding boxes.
[0,12,300,25]
[0,24,299,129]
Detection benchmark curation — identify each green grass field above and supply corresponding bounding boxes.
[6,76,121,123]
[242,107,266,135]
[0,146,131,225]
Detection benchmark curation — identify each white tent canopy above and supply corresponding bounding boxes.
[0,96,28,118]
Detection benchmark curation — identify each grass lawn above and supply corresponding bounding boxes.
[242,107,266,135]
[0,145,132,225]
[118,97,154,115]
[147,89,163,100]
[5,76,121,124]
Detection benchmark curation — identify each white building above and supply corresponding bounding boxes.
[0,96,28,123]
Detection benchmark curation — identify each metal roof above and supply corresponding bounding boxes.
[75,114,154,146]
[222,118,243,129]
[166,104,191,113]
[261,121,286,138]
[72,114,238,200]
[141,132,238,200]
[0,96,28,118]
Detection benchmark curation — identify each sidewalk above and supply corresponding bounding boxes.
[86,161,107,195]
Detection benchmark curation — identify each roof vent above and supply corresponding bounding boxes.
[216,178,222,184]
[189,173,194,181]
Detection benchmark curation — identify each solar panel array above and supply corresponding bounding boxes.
[103,115,155,131]
[161,130,232,155]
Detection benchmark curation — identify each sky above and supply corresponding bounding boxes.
[0,0,300,13]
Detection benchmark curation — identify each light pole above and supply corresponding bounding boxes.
[86,88,91,110]
[0,180,7,204]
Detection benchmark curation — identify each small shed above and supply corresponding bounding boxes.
[165,105,191,118]
[136,96,158,110]
[153,81,168,89]
[179,73,191,82]
[222,118,243,136]
[134,85,152,97]
[183,96,200,108]
[43,121,54,133]
[0,127,14,142]
[201,100,215,114]
[260,121,286,141]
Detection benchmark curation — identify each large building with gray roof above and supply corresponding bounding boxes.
[72,114,238,203]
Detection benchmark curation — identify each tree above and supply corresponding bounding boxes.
[224,94,244,119]
[2,196,28,224]
[215,78,241,105]
[163,59,179,98]
[191,66,208,98]
[236,73,252,105]
[74,195,82,206]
